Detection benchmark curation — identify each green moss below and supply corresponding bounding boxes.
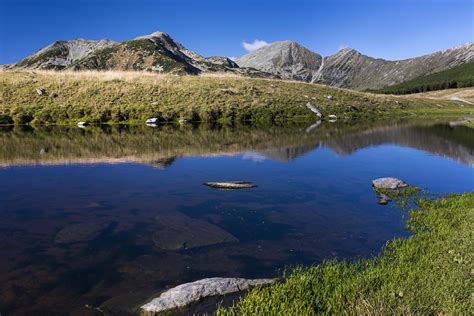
[375,186,421,198]
[218,192,474,315]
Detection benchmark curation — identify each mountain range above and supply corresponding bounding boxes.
[5,31,474,90]
[8,32,274,79]
[236,41,474,89]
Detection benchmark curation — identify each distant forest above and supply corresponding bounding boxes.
[370,62,474,95]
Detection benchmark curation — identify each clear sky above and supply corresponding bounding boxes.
[0,0,473,64]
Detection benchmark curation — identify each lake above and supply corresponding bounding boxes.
[0,117,473,315]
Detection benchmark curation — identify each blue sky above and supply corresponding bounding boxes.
[0,0,473,64]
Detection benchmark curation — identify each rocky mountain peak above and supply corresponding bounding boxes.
[237,40,474,89]
[236,40,323,82]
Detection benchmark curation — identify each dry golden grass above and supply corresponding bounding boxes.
[0,70,472,125]
[411,87,474,103]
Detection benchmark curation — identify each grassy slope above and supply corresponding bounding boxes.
[218,193,474,315]
[373,62,474,95]
[0,70,470,125]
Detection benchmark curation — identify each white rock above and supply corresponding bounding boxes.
[305,102,323,117]
[77,121,89,128]
[36,88,45,96]
[178,119,189,124]
[328,114,337,119]
[146,118,159,124]
[327,95,333,100]
[372,177,408,190]
[140,277,276,313]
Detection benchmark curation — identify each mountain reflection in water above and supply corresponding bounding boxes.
[0,118,473,315]
[0,118,473,167]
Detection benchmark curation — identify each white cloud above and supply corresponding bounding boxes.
[242,39,269,52]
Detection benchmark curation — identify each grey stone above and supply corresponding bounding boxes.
[77,121,89,128]
[146,118,159,124]
[305,102,323,117]
[140,277,276,314]
[372,177,408,190]
[204,181,256,190]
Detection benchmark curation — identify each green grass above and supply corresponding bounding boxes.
[218,192,474,315]
[1,70,472,126]
[372,62,474,95]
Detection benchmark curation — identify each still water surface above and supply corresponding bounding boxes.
[0,118,473,315]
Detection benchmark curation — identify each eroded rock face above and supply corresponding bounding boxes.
[54,222,110,244]
[140,277,276,314]
[236,41,474,90]
[152,212,238,250]
[236,41,323,82]
[372,177,408,190]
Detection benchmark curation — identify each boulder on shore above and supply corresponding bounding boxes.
[140,277,276,314]
[146,118,159,124]
[372,177,408,190]
[305,102,323,117]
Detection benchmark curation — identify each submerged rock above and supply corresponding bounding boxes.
[54,222,110,244]
[377,193,392,205]
[140,277,276,314]
[204,181,257,190]
[152,212,238,250]
[372,177,408,190]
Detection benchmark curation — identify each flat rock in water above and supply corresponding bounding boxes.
[140,277,276,314]
[152,212,238,250]
[204,181,256,190]
[54,222,110,244]
[372,177,408,190]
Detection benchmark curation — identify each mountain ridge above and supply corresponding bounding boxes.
[8,31,276,79]
[6,32,473,90]
[236,41,474,89]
